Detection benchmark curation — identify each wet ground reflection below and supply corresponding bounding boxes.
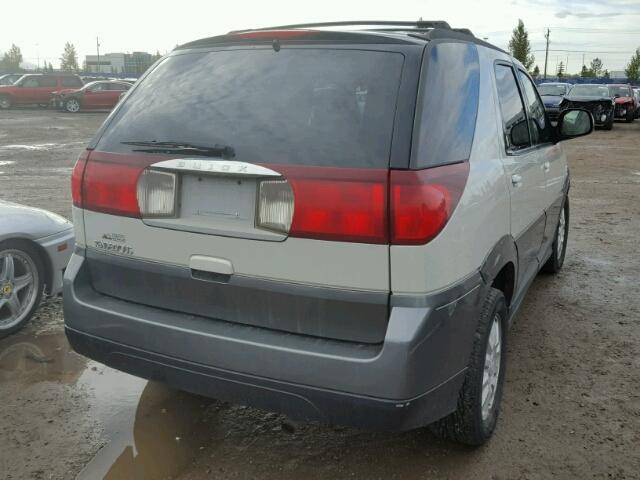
[0,331,215,479]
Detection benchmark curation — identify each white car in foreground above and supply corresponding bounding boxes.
[0,200,74,337]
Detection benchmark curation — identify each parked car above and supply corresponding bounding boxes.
[0,201,74,338]
[0,73,83,109]
[64,21,592,446]
[608,84,637,123]
[51,80,132,113]
[560,84,615,130]
[537,82,572,122]
[633,88,640,119]
[0,73,23,86]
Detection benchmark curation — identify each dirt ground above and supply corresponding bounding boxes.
[0,109,639,480]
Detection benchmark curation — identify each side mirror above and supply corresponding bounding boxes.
[556,109,593,142]
[510,120,530,148]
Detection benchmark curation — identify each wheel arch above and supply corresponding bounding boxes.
[480,235,518,307]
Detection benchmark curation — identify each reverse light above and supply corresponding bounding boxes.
[137,169,177,218]
[256,179,294,234]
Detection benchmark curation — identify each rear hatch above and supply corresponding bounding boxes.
[75,35,417,344]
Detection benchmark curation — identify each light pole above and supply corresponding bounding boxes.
[96,37,100,74]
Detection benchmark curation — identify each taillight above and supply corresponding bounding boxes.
[82,155,145,217]
[71,150,90,207]
[271,166,388,244]
[390,162,469,245]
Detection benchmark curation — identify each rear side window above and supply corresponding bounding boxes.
[61,77,83,87]
[412,42,480,168]
[96,49,405,168]
[108,83,129,91]
[494,64,530,152]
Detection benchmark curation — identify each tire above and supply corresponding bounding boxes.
[625,108,634,123]
[542,196,569,273]
[603,114,614,131]
[0,240,45,339]
[0,95,12,109]
[429,288,507,446]
[64,98,81,113]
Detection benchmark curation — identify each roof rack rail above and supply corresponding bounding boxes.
[230,20,453,33]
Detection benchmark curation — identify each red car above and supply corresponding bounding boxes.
[0,73,83,109]
[52,80,131,112]
[608,84,637,123]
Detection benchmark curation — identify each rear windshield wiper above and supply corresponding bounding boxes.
[121,140,235,158]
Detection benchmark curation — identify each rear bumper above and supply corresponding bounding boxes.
[64,250,486,431]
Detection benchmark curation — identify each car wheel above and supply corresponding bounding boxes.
[603,115,614,131]
[65,98,81,113]
[0,95,11,109]
[542,196,569,273]
[429,288,507,446]
[0,240,44,339]
[625,108,634,123]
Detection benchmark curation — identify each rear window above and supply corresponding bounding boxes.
[96,49,404,168]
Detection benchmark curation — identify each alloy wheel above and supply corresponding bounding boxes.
[0,250,38,330]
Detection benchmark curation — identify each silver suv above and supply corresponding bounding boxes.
[64,21,592,445]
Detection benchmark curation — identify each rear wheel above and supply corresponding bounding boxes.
[543,196,569,273]
[65,98,81,113]
[0,95,11,109]
[0,241,44,339]
[429,288,507,446]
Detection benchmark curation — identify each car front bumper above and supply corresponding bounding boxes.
[64,249,486,431]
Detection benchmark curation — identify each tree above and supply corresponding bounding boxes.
[580,65,593,78]
[1,44,23,70]
[532,65,540,78]
[590,58,603,78]
[557,61,565,78]
[59,42,79,72]
[602,70,610,79]
[508,19,535,70]
[624,48,640,81]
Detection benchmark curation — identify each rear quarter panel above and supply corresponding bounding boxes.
[390,46,511,295]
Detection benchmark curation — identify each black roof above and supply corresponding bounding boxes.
[177,20,506,54]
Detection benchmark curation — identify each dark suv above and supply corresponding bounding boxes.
[64,20,591,446]
[0,73,83,109]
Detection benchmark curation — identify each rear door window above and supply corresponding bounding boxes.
[494,64,530,153]
[39,77,58,87]
[61,76,83,87]
[96,49,405,168]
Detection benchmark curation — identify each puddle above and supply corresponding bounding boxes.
[0,160,14,167]
[0,331,215,480]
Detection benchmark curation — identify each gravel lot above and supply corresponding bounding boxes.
[0,109,639,480]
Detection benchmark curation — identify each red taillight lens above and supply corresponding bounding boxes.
[71,150,90,207]
[390,162,469,245]
[81,153,147,217]
[274,166,388,244]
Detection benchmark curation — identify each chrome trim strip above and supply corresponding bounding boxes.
[149,158,281,178]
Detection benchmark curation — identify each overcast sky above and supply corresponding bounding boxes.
[3,0,640,73]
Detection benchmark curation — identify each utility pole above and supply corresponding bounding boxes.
[543,28,550,80]
[96,37,100,74]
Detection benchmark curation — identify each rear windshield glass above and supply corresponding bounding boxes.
[96,48,404,168]
[608,85,632,97]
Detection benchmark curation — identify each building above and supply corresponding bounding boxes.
[84,51,156,76]
[84,53,126,74]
